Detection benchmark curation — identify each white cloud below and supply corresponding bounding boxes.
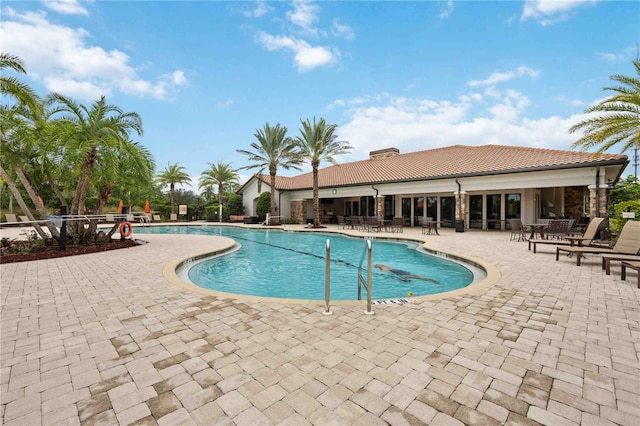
[42,0,88,16]
[242,0,270,18]
[439,1,454,19]
[286,0,320,36]
[0,7,187,101]
[468,65,540,87]
[331,19,354,41]
[334,89,584,160]
[257,32,337,71]
[598,52,626,62]
[521,0,598,26]
[217,99,233,109]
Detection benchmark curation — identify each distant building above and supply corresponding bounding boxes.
[238,144,628,229]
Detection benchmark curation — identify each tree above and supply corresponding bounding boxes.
[0,53,53,239]
[48,94,144,241]
[569,59,640,154]
[294,117,352,227]
[198,161,239,220]
[237,122,302,224]
[156,162,191,215]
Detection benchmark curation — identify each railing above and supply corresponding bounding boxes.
[262,214,285,225]
[357,238,374,315]
[323,239,332,315]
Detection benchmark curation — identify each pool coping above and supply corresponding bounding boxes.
[157,223,502,306]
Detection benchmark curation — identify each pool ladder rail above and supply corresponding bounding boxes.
[357,239,374,315]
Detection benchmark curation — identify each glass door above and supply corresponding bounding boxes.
[470,195,483,229]
[401,197,411,226]
[413,197,424,226]
[486,194,502,229]
[440,197,455,227]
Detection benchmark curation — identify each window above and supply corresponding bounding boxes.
[506,193,521,219]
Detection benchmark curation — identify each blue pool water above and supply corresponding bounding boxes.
[137,226,478,300]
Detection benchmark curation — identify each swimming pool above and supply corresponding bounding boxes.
[139,225,480,301]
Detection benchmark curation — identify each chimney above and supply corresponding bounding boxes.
[369,147,400,160]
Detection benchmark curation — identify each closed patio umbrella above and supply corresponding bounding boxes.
[117,200,123,214]
[144,200,151,214]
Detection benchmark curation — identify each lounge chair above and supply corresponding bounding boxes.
[153,214,162,222]
[601,252,640,275]
[4,213,18,223]
[170,213,177,221]
[529,217,605,253]
[621,261,640,288]
[105,214,115,223]
[19,216,30,223]
[556,220,640,266]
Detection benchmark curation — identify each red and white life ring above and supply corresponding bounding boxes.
[119,221,133,238]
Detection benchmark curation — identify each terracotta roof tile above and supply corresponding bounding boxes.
[258,144,628,191]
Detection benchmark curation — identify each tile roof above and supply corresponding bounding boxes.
[256,144,628,191]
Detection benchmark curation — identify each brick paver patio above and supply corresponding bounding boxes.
[1,224,638,425]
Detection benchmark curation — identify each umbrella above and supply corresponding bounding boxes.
[144,200,151,214]
[117,200,123,214]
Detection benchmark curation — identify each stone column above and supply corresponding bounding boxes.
[376,195,385,221]
[454,191,468,227]
[588,184,608,218]
[290,200,306,224]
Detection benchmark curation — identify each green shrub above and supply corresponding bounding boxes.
[609,199,640,236]
[255,192,271,220]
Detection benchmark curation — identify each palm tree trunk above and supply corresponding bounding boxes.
[15,167,60,238]
[46,171,67,207]
[313,166,320,227]
[269,172,277,225]
[0,166,49,240]
[170,183,175,215]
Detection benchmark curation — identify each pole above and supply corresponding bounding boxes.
[323,239,332,315]
[364,239,374,315]
[59,205,67,250]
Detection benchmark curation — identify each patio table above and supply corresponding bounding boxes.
[524,223,548,240]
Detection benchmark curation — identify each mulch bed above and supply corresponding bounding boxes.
[0,239,139,264]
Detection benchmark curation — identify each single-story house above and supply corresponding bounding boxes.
[237,144,628,229]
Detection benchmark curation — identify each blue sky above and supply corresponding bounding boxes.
[2,0,638,189]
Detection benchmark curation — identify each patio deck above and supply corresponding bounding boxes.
[1,224,638,425]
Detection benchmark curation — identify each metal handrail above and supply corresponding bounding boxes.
[323,239,332,315]
[262,214,285,225]
[357,238,374,315]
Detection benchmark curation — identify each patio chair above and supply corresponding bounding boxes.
[545,219,573,240]
[529,217,605,253]
[390,217,404,233]
[367,216,381,232]
[556,220,640,266]
[337,215,349,229]
[621,260,640,288]
[508,218,529,241]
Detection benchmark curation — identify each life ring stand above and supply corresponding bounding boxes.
[119,221,133,238]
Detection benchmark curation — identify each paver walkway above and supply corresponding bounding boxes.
[1,224,638,425]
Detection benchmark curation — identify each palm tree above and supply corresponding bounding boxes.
[294,117,352,227]
[156,162,191,215]
[570,59,640,154]
[237,123,303,224]
[48,94,144,219]
[198,161,239,221]
[0,53,53,239]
